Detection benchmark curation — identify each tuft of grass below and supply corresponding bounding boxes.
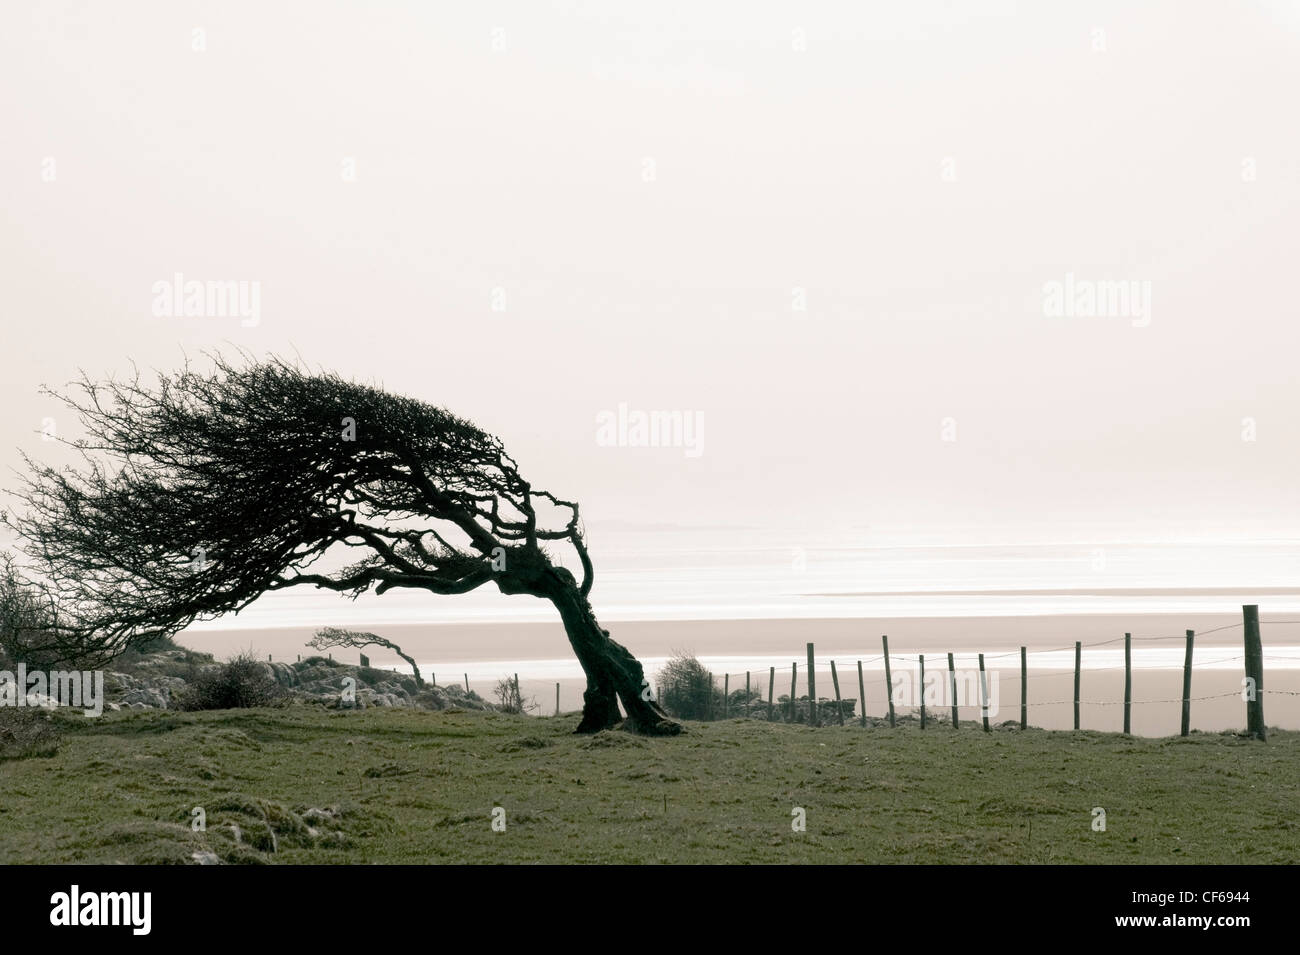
[0,707,61,761]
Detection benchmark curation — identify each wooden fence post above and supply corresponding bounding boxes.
[1243,605,1266,741]
[882,636,896,728]
[1073,641,1081,731]
[857,660,867,728]
[919,654,927,729]
[556,682,560,716]
[464,673,469,693]
[1019,647,1027,731]
[768,666,776,722]
[947,652,958,729]
[746,671,751,700]
[723,674,729,718]
[979,653,990,733]
[806,643,817,726]
[789,663,797,723]
[708,672,714,721]
[1123,632,1132,735]
[1181,630,1194,737]
[830,660,844,725]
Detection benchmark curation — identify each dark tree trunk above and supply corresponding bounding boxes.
[396,648,424,686]
[548,584,682,736]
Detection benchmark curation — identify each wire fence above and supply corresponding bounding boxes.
[686,612,1293,736]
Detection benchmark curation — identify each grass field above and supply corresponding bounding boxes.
[1,705,1296,864]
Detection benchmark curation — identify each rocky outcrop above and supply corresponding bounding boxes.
[106,671,190,709]
[102,650,495,713]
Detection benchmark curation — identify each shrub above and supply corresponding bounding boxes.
[119,633,181,657]
[728,687,761,710]
[176,652,286,711]
[657,650,722,721]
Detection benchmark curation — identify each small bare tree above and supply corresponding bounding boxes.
[308,627,423,685]
[493,675,528,714]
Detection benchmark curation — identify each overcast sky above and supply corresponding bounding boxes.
[3,0,1299,574]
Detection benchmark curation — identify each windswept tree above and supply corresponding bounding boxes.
[309,626,423,686]
[5,356,681,734]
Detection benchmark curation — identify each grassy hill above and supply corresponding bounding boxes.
[1,705,1295,864]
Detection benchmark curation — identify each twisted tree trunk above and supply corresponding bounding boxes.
[548,583,682,735]
[393,645,424,686]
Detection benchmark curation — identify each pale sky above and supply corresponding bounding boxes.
[3,0,1300,592]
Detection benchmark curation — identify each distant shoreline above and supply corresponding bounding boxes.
[177,610,1295,660]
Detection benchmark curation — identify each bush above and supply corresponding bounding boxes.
[728,687,761,710]
[657,650,722,721]
[119,633,182,657]
[177,652,286,711]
